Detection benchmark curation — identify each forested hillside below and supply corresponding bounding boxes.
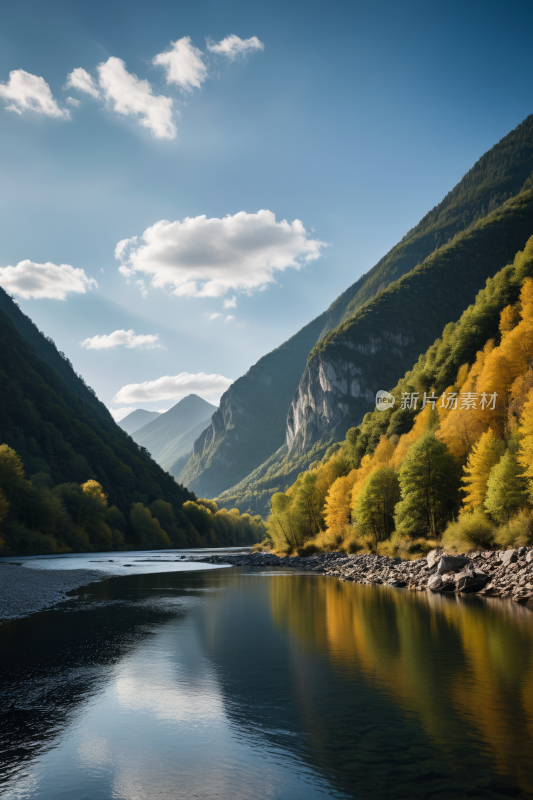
[179,115,533,504]
[263,237,533,557]
[217,190,533,515]
[0,296,264,554]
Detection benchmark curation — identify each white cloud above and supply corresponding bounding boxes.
[116,210,326,298]
[97,57,176,140]
[153,37,207,92]
[112,372,232,404]
[66,67,100,98]
[223,295,237,309]
[109,407,135,422]
[207,35,264,60]
[0,260,97,300]
[224,315,234,322]
[66,96,80,108]
[208,312,221,320]
[0,70,70,119]
[80,329,160,350]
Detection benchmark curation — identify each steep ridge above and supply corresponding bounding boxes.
[178,313,328,498]
[289,191,533,454]
[0,296,195,516]
[119,409,161,435]
[179,115,533,499]
[216,190,533,514]
[133,395,215,471]
[319,114,533,336]
[262,236,533,559]
[0,287,111,423]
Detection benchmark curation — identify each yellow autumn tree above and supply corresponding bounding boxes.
[81,480,107,505]
[518,388,533,501]
[461,429,505,513]
[350,435,397,514]
[390,401,438,469]
[324,471,357,530]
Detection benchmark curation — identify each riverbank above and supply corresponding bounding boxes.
[0,563,102,621]
[2,545,533,623]
[201,547,533,608]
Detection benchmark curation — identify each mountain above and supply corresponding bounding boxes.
[264,235,533,556]
[216,190,533,514]
[0,294,264,552]
[0,291,194,515]
[179,114,533,505]
[132,395,215,471]
[119,409,161,435]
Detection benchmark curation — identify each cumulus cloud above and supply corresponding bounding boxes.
[115,210,326,298]
[0,260,97,300]
[66,67,100,98]
[207,34,264,60]
[208,312,221,320]
[153,37,207,92]
[97,57,176,140]
[66,96,80,108]
[109,407,135,422]
[80,329,160,350]
[223,295,237,309]
[224,315,234,322]
[112,372,232,404]
[0,70,70,119]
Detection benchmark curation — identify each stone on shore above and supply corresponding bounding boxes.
[438,555,471,575]
[454,568,490,592]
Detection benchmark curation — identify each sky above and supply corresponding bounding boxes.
[1,0,533,421]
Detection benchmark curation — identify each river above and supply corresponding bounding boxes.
[1,551,533,799]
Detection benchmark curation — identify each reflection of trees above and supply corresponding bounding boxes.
[269,577,533,798]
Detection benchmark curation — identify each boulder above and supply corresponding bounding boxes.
[455,568,490,593]
[426,549,443,569]
[428,574,443,591]
[428,574,455,592]
[501,549,519,567]
[526,551,533,564]
[438,555,471,574]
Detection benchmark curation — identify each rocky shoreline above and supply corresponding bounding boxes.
[3,546,533,623]
[200,547,533,609]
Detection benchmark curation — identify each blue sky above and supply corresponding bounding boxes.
[1,0,532,419]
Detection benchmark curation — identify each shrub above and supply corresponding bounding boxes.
[494,509,533,549]
[442,509,495,552]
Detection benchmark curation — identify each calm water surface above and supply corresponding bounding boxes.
[1,558,533,799]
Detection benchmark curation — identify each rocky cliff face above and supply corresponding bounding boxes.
[177,312,329,498]
[285,192,533,457]
[287,331,411,454]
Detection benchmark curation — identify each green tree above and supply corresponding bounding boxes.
[130,503,171,549]
[395,433,461,537]
[355,467,400,546]
[484,446,528,523]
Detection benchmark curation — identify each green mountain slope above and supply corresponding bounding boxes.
[179,115,533,501]
[119,409,161,435]
[133,395,215,471]
[0,294,197,516]
[216,191,533,515]
[319,114,533,336]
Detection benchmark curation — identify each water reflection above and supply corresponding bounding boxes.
[1,569,533,799]
[268,577,533,798]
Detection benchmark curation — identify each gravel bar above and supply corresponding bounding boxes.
[0,564,103,622]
